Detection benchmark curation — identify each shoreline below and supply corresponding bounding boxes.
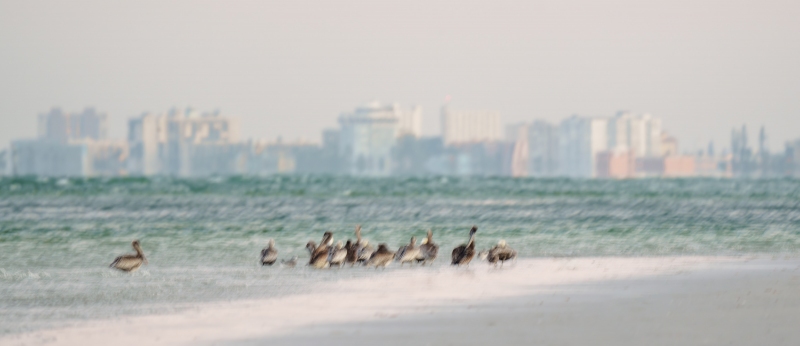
[3,256,798,345]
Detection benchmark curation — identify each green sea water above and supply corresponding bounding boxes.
[1,176,799,334]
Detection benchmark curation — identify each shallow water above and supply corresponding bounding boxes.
[1,176,799,334]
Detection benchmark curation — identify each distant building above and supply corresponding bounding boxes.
[38,107,108,143]
[608,111,662,158]
[660,132,678,156]
[559,115,608,178]
[663,156,696,177]
[528,121,559,177]
[338,103,399,176]
[127,108,241,177]
[505,123,529,177]
[596,150,635,179]
[0,149,8,175]
[11,140,88,176]
[393,136,444,176]
[441,106,502,146]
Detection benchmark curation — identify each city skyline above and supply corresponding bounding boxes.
[4,102,794,155]
[4,101,798,178]
[2,1,799,153]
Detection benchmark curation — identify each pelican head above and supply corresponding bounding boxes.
[320,232,333,246]
[306,241,317,253]
[469,226,478,237]
[420,238,428,245]
[336,240,344,249]
[377,243,389,251]
[268,239,275,247]
[132,240,148,264]
[410,236,416,246]
[498,240,506,248]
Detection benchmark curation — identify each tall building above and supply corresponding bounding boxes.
[559,115,608,178]
[528,120,559,177]
[127,108,241,176]
[608,111,662,157]
[37,107,108,143]
[441,106,501,146]
[338,103,399,176]
[505,123,529,177]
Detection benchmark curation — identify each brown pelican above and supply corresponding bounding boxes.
[395,236,421,267]
[281,256,298,268]
[451,226,478,266]
[109,240,148,272]
[487,240,517,267]
[308,231,333,268]
[345,239,358,265]
[366,243,395,268]
[260,239,278,266]
[328,241,347,267]
[354,225,375,263]
[416,230,439,265]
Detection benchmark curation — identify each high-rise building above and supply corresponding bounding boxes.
[559,115,608,178]
[528,120,559,177]
[37,107,108,143]
[441,106,501,146]
[127,108,241,176]
[505,123,529,177]
[608,111,662,157]
[338,103,399,176]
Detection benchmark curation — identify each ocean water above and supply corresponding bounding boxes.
[1,176,799,334]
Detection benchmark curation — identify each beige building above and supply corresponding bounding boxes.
[441,106,502,146]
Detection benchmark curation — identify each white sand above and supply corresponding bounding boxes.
[4,256,799,346]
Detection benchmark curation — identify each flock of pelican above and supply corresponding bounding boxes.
[109,225,517,272]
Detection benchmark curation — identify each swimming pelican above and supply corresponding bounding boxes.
[109,240,148,272]
[260,239,278,266]
[281,256,298,268]
[416,229,439,265]
[328,241,347,267]
[354,225,375,263]
[487,240,517,267]
[451,226,478,266]
[366,243,395,268]
[395,236,421,267]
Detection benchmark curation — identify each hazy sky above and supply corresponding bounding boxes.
[1,0,799,152]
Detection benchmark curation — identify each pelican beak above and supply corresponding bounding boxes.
[142,256,149,265]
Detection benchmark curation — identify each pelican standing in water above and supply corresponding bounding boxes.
[366,243,395,268]
[451,226,478,266]
[416,229,439,265]
[308,232,333,268]
[260,239,278,266]
[345,239,358,265]
[354,225,375,263]
[110,240,148,272]
[328,241,347,267]
[395,236,421,267]
[487,240,517,267]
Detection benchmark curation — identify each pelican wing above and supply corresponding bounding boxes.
[261,248,278,265]
[110,255,144,272]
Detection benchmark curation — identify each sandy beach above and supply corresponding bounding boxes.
[3,256,799,346]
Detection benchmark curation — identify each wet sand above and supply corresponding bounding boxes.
[4,256,799,346]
